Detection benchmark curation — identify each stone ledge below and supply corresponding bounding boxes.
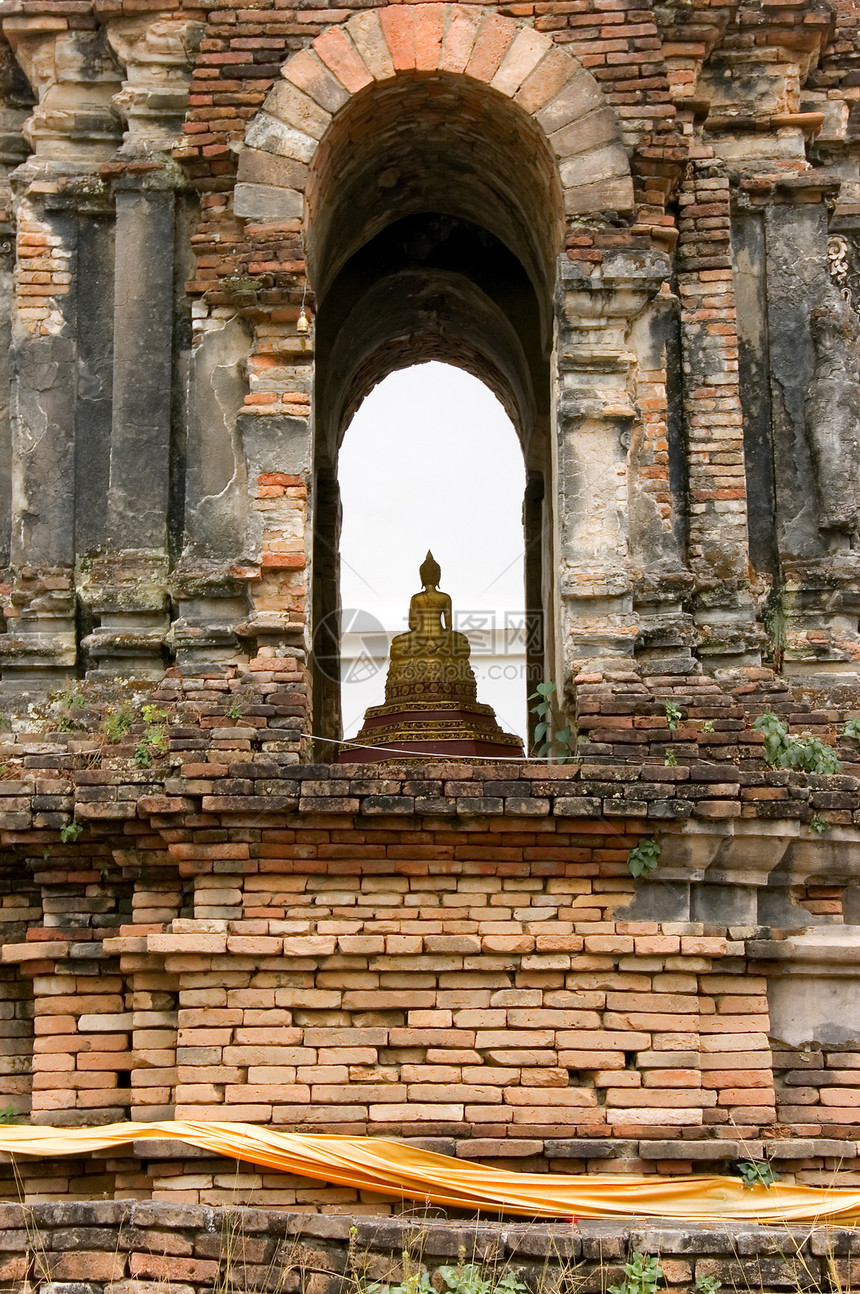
[638,1140,744,1160]
[0,1201,856,1256]
[131,1139,217,1161]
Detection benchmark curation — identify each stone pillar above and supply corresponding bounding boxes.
[552,250,669,693]
[80,179,176,678]
[178,264,314,722]
[765,193,860,689]
[689,25,831,677]
[170,315,251,673]
[77,10,202,679]
[237,408,313,669]
[0,42,31,579]
[627,285,697,674]
[731,177,860,693]
[4,202,79,683]
[0,16,122,685]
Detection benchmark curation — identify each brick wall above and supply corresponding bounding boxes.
[0,662,856,1203]
[1,0,860,1217]
[0,1202,857,1293]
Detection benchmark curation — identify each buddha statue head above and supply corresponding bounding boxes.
[419,550,441,590]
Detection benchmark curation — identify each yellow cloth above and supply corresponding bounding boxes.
[0,1120,858,1224]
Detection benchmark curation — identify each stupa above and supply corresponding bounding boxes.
[338,552,525,763]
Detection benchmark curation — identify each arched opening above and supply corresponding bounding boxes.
[337,362,528,744]
[309,70,561,744]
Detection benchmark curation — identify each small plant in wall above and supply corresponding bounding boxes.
[609,1254,663,1294]
[664,699,683,731]
[364,1244,530,1294]
[378,1272,435,1294]
[529,682,576,763]
[694,1277,721,1294]
[752,711,841,774]
[736,1159,778,1189]
[841,716,860,739]
[60,820,82,843]
[438,1263,528,1294]
[101,701,134,744]
[48,682,88,732]
[808,814,831,835]
[134,705,169,768]
[627,837,660,878]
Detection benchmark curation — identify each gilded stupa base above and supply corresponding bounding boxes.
[338,705,524,763]
[338,552,524,764]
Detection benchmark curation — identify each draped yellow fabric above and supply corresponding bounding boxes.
[0,1120,859,1224]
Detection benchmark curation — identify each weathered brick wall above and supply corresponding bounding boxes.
[0,664,856,1203]
[1,0,860,1220]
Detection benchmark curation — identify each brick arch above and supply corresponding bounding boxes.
[235,4,634,280]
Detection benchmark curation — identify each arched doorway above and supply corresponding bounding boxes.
[308,70,559,742]
[337,362,528,745]
[229,6,639,740]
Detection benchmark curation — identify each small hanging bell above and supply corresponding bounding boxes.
[297,307,310,335]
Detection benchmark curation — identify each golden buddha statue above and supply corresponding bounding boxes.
[386,551,475,702]
[339,552,524,763]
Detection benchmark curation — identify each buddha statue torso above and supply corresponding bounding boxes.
[387,553,474,699]
[338,550,524,763]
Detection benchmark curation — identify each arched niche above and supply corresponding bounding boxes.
[233,4,635,743]
[308,75,559,744]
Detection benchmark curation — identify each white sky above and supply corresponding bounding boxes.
[338,361,528,739]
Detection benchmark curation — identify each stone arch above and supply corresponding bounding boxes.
[234,4,634,246]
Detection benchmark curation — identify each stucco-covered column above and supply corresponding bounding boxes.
[733,183,860,689]
[236,404,314,670]
[80,178,176,678]
[173,272,314,704]
[0,16,122,685]
[78,10,202,678]
[552,250,669,695]
[4,199,78,683]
